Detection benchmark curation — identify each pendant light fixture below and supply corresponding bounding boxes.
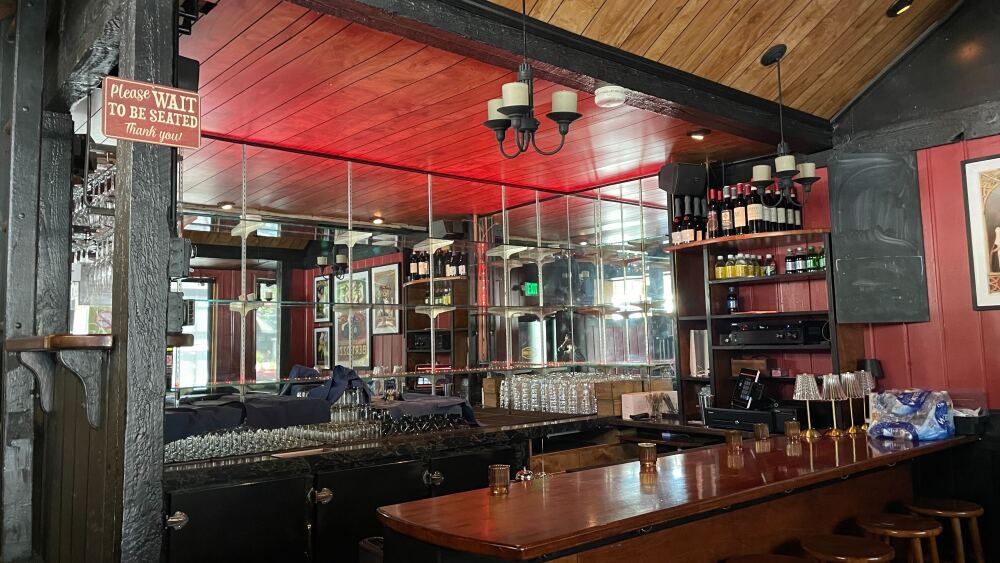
[750,44,820,204]
[483,0,582,158]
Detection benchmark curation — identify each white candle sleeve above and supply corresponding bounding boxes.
[501,82,529,107]
[551,90,578,113]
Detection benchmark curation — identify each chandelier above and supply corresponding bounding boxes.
[483,0,582,158]
[749,44,819,203]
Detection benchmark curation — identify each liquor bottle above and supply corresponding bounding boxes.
[706,189,720,238]
[680,196,695,243]
[789,189,803,230]
[747,185,764,233]
[785,248,796,274]
[763,254,777,276]
[714,255,726,280]
[775,190,788,232]
[817,245,826,271]
[720,186,734,237]
[733,184,748,235]
[724,254,736,279]
[670,198,682,245]
[726,286,740,314]
[794,247,806,273]
[806,246,818,272]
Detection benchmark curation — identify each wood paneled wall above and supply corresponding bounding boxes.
[865,135,1000,407]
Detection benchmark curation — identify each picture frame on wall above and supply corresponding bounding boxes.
[961,154,1000,310]
[314,327,331,370]
[333,271,371,369]
[313,274,331,322]
[370,263,401,335]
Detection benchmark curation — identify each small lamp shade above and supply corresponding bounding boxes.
[856,358,884,380]
[860,370,876,395]
[820,373,847,401]
[793,373,822,401]
[841,372,864,399]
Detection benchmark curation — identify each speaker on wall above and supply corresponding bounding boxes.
[658,163,706,196]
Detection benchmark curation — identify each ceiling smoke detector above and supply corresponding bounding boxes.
[594,84,627,108]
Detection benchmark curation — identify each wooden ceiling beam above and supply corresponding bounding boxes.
[291,0,833,154]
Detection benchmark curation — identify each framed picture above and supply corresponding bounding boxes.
[961,155,1000,309]
[333,272,371,369]
[313,274,331,322]
[370,263,401,335]
[313,327,331,370]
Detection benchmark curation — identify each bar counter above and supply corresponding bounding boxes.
[378,435,975,562]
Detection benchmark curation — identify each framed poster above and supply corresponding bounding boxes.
[961,155,1000,309]
[313,327,331,370]
[313,274,331,322]
[333,272,371,369]
[370,263,400,335]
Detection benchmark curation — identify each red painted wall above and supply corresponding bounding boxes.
[864,135,1000,407]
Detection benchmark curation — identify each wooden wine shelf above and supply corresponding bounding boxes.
[708,271,826,285]
[402,275,467,288]
[663,228,829,253]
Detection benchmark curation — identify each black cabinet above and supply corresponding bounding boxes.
[166,475,312,563]
[429,447,517,497]
[312,460,427,563]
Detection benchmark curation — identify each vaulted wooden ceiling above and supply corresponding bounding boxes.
[486,0,958,118]
[178,0,772,221]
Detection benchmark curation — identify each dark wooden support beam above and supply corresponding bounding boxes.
[46,0,123,111]
[1,0,47,558]
[109,0,175,560]
[293,0,832,154]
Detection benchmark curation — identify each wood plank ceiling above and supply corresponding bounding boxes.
[178,0,771,223]
[487,0,959,118]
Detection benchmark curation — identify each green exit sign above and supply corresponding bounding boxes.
[523,282,538,296]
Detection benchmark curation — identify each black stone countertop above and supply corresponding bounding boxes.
[163,412,615,493]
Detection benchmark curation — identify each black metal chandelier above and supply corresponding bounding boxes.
[483,0,582,159]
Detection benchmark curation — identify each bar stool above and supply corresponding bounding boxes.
[801,535,895,562]
[857,513,941,563]
[906,499,985,563]
[725,556,811,562]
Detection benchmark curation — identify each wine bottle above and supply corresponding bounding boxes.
[747,185,764,233]
[700,196,709,240]
[720,186,733,237]
[408,252,418,282]
[457,251,467,277]
[670,198,682,245]
[680,196,695,243]
[706,189,720,238]
[775,190,788,232]
[789,189,803,230]
[692,197,703,241]
[733,184,748,235]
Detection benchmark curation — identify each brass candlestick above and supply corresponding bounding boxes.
[821,373,847,438]
[793,374,823,439]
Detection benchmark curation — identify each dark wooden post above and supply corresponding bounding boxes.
[108,0,175,560]
[0,0,48,559]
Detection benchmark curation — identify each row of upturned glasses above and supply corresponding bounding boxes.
[499,372,642,414]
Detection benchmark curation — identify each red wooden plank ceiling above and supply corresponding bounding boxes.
[178,0,772,221]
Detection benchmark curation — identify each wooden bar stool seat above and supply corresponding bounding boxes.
[906,499,985,563]
[857,513,941,563]
[725,556,811,562]
[801,534,895,562]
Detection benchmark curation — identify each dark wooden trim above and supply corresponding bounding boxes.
[292,0,832,153]
[109,0,176,559]
[7,335,114,352]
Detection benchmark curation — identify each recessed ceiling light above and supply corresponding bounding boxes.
[579,240,589,246]
[217,201,235,210]
[371,216,384,225]
[886,0,913,17]
[687,129,711,141]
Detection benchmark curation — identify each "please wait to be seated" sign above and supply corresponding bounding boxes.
[101,76,201,150]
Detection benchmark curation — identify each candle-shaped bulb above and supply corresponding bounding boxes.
[501,82,530,108]
[487,98,505,120]
[752,165,772,182]
[775,155,797,173]
[551,90,578,113]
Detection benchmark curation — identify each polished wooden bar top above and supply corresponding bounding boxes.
[377,435,973,560]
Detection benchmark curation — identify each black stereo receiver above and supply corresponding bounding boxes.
[720,320,828,346]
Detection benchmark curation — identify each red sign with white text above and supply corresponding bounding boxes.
[101,77,201,149]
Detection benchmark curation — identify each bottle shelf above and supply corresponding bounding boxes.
[711,310,828,320]
[664,228,829,253]
[713,343,831,351]
[729,375,798,383]
[708,271,826,285]
[680,376,712,383]
[402,275,467,288]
